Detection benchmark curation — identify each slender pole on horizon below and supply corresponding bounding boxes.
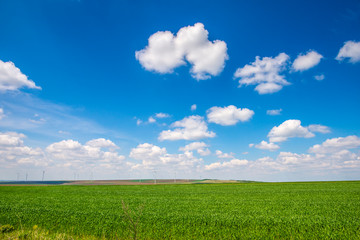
[153,170,157,184]
[26,172,28,182]
[42,171,45,181]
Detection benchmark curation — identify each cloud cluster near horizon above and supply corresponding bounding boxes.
[1,127,359,181]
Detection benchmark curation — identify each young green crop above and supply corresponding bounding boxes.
[0,181,359,239]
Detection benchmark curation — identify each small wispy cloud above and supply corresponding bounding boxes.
[266,109,282,116]
[314,74,325,81]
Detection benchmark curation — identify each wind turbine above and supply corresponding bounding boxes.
[153,170,157,184]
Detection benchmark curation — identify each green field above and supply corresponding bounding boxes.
[1,181,360,239]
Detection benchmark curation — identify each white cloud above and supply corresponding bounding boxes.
[129,143,166,163]
[336,41,360,63]
[0,132,46,167]
[308,124,331,134]
[276,152,312,165]
[205,159,248,170]
[309,135,360,154]
[207,105,254,126]
[215,150,234,159]
[197,148,211,156]
[155,113,170,118]
[234,53,290,94]
[247,137,360,179]
[148,116,156,123]
[191,104,197,111]
[0,108,4,120]
[0,132,25,147]
[159,115,215,141]
[251,156,285,171]
[130,143,202,169]
[135,23,228,80]
[266,109,282,116]
[46,138,125,168]
[292,50,323,71]
[135,31,184,73]
[86,138,118,149]
[179,141,210,156]
[314,74,325,81]
[0,60,41,91]
[135,113,170,126]
[268,119,315,142]
[252,140,280,151]
[179,141,206,151]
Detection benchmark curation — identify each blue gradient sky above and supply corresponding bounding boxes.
[0,0,359,181]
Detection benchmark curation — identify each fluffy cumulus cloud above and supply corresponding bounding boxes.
[0,132,45,167]
[130,143,202,170]
[179,142,211,156]
[215,150,234,159]
[135,23,228,80]
[0,133,127,170]
[0,60,41,91]
[234,53,290,94]
[207,105,254,126]
[205,159,248,170]
[266,121,329,143]
[266,109,282,116]
[276,152,313,165]
[251,140,280,151]
[129,143,166,164]
[249,136,360,174]
[292,50,323,71]
[336,41,360,63]
[86,138,119,149]
[268,120,315,142]
[276,136,360,169]
[309,135,360,154]
[105,136,360,179]
[46,138,125,169]
[159,115,215,141]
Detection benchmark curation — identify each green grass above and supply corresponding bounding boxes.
[1,181,360,239]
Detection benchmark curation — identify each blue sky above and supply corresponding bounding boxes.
[0,0,360,181]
